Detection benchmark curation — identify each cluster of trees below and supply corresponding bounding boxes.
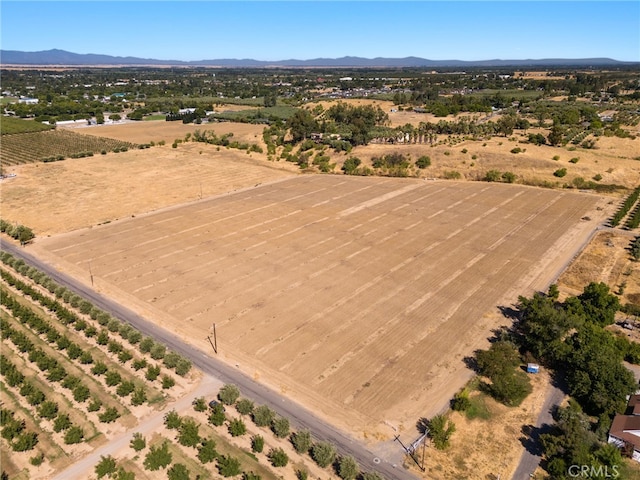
[0,219,35,244]
[465,281,638,476]
[511,282,635,476]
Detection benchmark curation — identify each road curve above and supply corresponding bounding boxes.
[0,240,416,480]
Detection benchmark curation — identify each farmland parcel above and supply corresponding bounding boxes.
[32,176,605,437]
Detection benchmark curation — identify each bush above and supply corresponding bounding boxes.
[428,414,456,450]
[415,155,431,169]
[268,447,288,467]
[338,455,360,480]
[271,416,290,438]
[218,384,240,405]
[228,418,247,437]
[98,407,120,423]
[311,441,336,468]
[553,168,567,178]
[130,432,146,452]
[235,398,254,416]
[251,435,264,453]
[291,429,312,454]
[252,405,274,427]
[64,426,84,444]
[217,455,241,477]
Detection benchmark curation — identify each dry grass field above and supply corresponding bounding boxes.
[28,175,608,439]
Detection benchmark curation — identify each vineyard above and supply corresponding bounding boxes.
[0,117,54,135]
[0,130,137,167]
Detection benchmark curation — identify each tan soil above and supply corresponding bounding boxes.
[26,176,609,444]
[2,118,637,479]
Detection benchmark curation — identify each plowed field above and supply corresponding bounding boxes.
[33,176,607,437]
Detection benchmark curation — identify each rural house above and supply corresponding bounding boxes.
[608,394,640,462]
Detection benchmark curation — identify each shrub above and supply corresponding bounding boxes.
[415,155,431,169]
[252,405,274,427]
[553,168,567,178]
[217,455,241,477]
[569,157,580,164]
[291,429,313,454]
[428,414,456,450]
[228,418,247,437]
[64,426,84,444]
[251,435,264,453]
[235,398,254,416]
[98,407,121,424]
[161,375,175,389]
[271,416,290,438]
[311,441,336,468]
[268,447,288,467]
[130,432,146,452]
[218,384,240,405]
[338,455,360,480]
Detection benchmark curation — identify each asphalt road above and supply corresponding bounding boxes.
[0,240,417,480]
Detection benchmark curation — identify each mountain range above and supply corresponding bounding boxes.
[0,49,634,68]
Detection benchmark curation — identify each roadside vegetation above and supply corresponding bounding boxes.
[444,281,640,478]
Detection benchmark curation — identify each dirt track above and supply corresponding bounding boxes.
[32,176,607,439]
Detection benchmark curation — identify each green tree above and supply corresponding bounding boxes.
[38,401,58,420]
[577,282,620,327]
[291,429,312,454]
[228,418,247,437]
[268,447,289,467]
[251,435,264,453]
[271,416,289,438]
[193,397,207,412]
[252,405,274,427]
[95,455,117,479]
[130,432,146,452]
[178,418,201,447]
[53,414,72,432]
[235,398,254,416]
[208,404,226,427]
[98,407,121,423]
[218,384,240,405]
[338,455,360,480]
[311,441,336,468]
[164,410,182,430]
[197,437,218,464]
[427,415,456,450]
[64,426,84,444]
[217,455,241,477]
[12,431,38,452]
[415,155,431,169]
[143,441,172,471]
[167,463,190,480]
[287,109,318,143]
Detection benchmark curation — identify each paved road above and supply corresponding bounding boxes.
[0,240,416,480]
[511,380,565,480]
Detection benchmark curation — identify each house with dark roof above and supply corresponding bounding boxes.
[608,394,640,462]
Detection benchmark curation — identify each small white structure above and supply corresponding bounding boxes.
[18,97,39,104]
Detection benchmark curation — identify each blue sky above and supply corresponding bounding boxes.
[1,1,639,62]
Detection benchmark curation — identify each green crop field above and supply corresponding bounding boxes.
[0,129,137,167]
[1,116,54,135]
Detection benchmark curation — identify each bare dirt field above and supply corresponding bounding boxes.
[27,175,609,441]
[0,142,297,236]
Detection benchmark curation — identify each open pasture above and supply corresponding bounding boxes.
[35,176,606,436]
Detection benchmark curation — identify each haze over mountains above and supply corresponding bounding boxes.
[0,49,634,67]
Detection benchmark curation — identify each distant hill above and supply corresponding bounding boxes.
[0,49,635,68]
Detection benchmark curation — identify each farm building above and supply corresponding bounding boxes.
[608,394,640,462]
